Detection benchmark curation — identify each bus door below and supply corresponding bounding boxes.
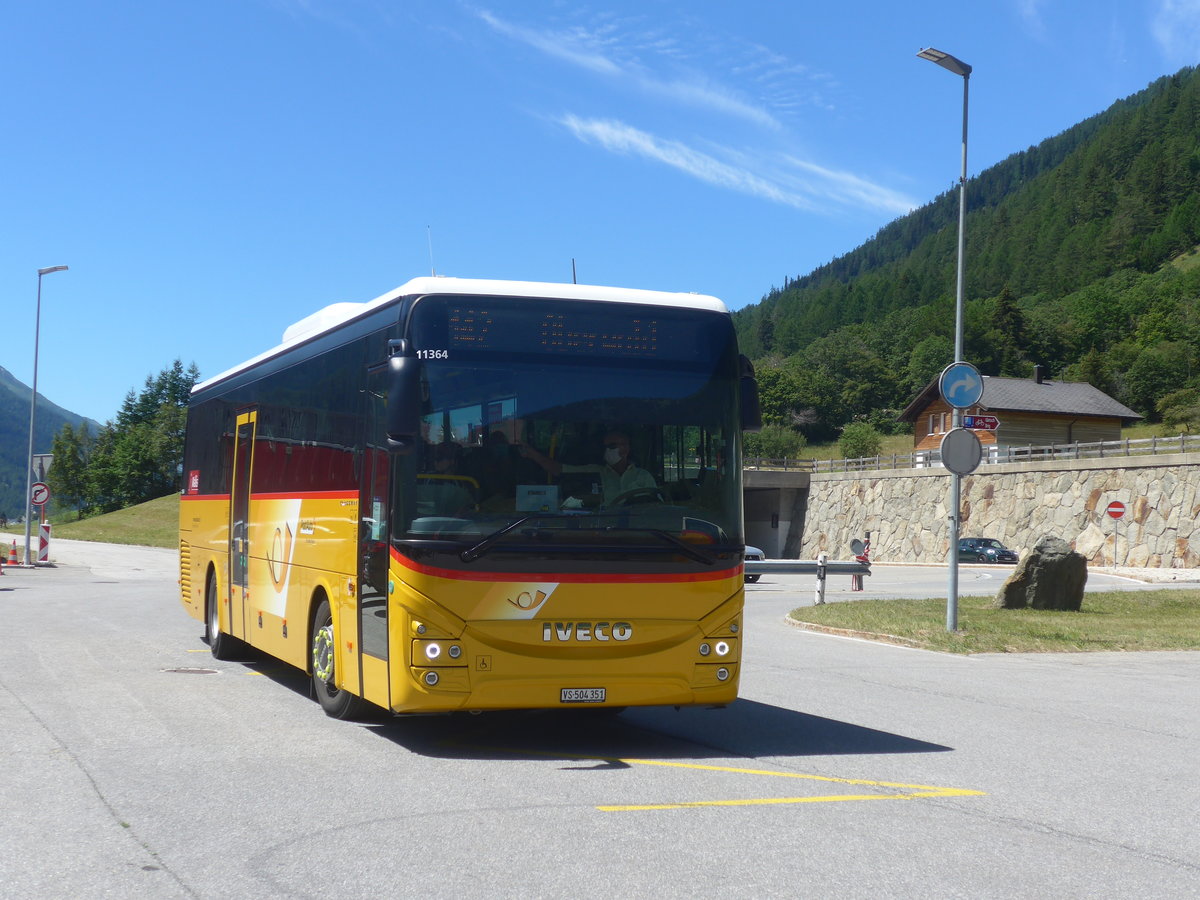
[229,410,257,642]
[358,369,391,708]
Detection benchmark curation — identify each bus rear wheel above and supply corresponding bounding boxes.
[311,598,369,720]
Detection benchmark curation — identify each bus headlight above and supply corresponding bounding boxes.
[424,671,440,686]
[699,642,711,657]
[716,667,730,682]
[714,641,730,657]
[425,643,442,661]
[448,644,462,659]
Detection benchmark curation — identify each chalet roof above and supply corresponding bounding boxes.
[899,374,1143,423]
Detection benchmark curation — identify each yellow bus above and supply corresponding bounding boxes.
[178,277,760,718]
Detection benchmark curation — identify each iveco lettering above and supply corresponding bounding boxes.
[542,622,633,642]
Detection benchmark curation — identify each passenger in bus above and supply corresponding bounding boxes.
[417,443,476,517]
[466,431,540,510]
[519,430,657,505]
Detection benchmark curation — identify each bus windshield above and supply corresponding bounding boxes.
[394,295,743,570]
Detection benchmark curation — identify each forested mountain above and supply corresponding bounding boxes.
[0,367,100,519]
[734,66,1200,442]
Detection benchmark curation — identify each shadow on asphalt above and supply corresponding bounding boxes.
[231,648,952,762]
[361,698,952,762]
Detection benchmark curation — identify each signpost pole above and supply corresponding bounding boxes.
[919,47,973,633]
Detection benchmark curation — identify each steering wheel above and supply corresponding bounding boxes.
[607,487,667,507]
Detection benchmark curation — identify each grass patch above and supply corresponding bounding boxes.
[47,494,180,549]
[797,433,912,461]
[791,591,1200,653]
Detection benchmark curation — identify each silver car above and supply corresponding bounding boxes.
[743,545,764,583]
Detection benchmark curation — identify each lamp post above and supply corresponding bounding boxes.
[918,46,971,632]
[24,265,68,566]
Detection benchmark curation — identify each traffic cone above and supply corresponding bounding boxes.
[8,541,16,566]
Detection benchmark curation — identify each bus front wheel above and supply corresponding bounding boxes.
[206,576,243,660]
[311,598,368,720]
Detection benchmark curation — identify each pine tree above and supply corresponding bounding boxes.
[47,423,91,518]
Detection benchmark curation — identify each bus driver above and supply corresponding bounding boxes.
[519,430,657,505]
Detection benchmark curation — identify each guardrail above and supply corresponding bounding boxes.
[743,557,870,605]
[744,432,1200,475]
[744,559,870,575]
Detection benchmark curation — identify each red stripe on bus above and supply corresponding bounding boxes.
[180,491,355,502]
[250,491,357,501]
[392,549,741,583]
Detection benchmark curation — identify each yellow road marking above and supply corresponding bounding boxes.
[597,758,984,810]
[458,745,985,811]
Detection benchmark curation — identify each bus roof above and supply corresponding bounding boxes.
[192,276,728,395]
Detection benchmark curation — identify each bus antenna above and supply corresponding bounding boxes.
[572,258,577,284]
[427,226,437,276]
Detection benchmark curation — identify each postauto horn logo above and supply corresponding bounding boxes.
[542,621,633,642]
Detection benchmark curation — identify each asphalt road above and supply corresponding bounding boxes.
[2,540,1198,898]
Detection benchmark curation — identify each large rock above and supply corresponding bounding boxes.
[994,535,1087,611]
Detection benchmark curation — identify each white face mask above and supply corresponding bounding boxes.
[604,447,623,466]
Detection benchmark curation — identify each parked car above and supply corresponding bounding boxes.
[958,537,1019,563]
[743,545,765,583]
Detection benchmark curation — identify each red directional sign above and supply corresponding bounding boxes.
[1106,501,1126,520]
[963,415,1000,431]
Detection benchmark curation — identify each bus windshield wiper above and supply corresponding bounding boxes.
[459,515,550,562]
[459,518,717,565]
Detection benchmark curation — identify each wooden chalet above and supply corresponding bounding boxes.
[898,367,1142,454]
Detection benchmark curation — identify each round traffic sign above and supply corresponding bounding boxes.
[30,482,50,506]
[1106,501,1126,520]
[940,427,982,475]
[939,362,984,409]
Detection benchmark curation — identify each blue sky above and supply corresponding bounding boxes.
[4,0,1199,423]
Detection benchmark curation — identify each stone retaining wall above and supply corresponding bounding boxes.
[799,453,1200,568]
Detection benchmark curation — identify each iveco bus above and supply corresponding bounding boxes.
[178,277,760,717]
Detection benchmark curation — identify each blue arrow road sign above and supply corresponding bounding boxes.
[939,362,984,409]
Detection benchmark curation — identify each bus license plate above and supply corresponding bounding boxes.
[560,687,606,703]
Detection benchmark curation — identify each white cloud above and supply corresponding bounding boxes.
[1016,0,1048,41]
[475,8,781,128]
[476,9,622,76]
[1152,0,1200,62]
[557,115,916,216]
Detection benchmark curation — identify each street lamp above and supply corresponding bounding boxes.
[24,265,68,566]
[918,46,971,632]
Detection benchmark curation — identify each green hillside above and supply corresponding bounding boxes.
[735,67,1200,440]
[48,493,179,549]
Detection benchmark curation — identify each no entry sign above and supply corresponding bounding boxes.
[1106,501,1126,520]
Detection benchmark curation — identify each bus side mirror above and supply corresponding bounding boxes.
[386,340,421,453]
[740,354,762,432]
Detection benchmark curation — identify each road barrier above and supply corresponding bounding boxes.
[743,557,871,606]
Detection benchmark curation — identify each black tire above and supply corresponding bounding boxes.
[744,574,761,583]
[206,575,244,660]
[976,553,988,563]
[311,597,369,720]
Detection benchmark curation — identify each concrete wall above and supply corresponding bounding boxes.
[797,453,1200,567]
[744,470,807,557]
